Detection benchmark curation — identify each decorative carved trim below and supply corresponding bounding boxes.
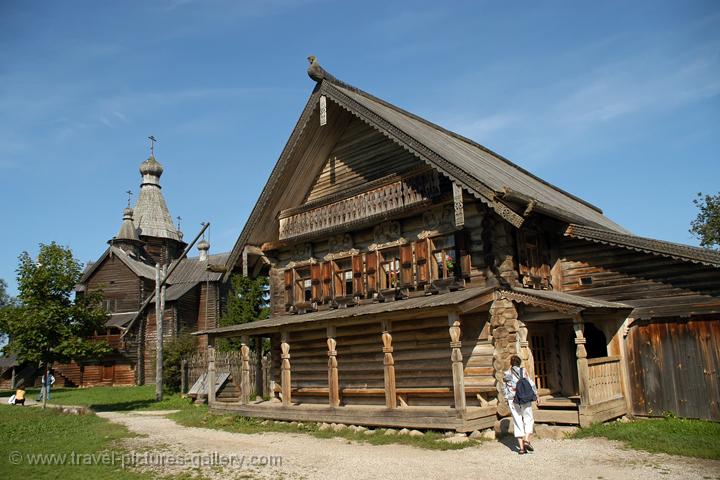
[453,183,464,228]
[319,95,327,126]
[328,233,353,252]
[323,249,359,262]
[495,289,582,315]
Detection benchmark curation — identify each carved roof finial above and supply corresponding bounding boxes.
[307,55,336,83]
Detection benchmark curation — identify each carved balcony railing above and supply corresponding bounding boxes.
[278,170,441,241]
[586,356,623,405]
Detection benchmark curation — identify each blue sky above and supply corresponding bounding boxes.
[1,0,718,296]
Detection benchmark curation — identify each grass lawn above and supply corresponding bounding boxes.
[0,405,151,479]
[3,385,195,411]
[573,416,720,460]
[168,406,478,450]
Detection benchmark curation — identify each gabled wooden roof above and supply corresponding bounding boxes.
[79,246,157,285]
[224,67,629,278]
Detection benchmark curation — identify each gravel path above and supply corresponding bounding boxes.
[98,410,720,480]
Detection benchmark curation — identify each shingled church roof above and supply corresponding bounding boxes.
[133,155,183,242]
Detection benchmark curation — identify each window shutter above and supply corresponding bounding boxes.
[415,239,431,285]
[332,261,342,298]
[310,263,322,301]
[352,254,365,296]
[455,230,472,279]
[399,243,414,286]
[284,269,294,307]
[366,251,379,294]
[321,261,333,300]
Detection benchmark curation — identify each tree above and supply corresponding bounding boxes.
[0,278,10,308]
[162,333,197,393]
[690,192,720,249]
[0,242,111,406]
[217,275,269,352]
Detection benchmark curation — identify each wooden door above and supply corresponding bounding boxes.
[102,363,115,382]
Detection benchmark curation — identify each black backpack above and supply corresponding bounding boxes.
[514,368,537,404]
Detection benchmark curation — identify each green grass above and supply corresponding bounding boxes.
[573,416,720,460]
[14,385,196,412]
[168,406,479,450]
[0,404,151,479]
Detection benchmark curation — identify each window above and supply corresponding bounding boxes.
[294,268,312,303]
[379,248,400,289]
[333,258,354,297]
[433,250,454,279]
[103,299,117,313]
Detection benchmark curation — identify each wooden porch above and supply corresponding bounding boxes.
[195,287,631,431]
[212,401,497,432]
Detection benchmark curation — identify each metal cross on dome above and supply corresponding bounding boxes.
[148,135,157,156]
[126,190,133,207]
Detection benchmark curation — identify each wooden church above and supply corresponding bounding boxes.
[194,58,720,429]
[54,154,228,387]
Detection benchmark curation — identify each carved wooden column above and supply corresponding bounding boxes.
[254,336,263,398]
[240,335,251,405]
[381,319,397,409]
[327,325,340,407]
[280,331,292,406]
[207,336,217,405]
[449,311,466,412]
[573,315,590,406]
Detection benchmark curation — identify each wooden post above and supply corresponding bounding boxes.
[207,338,216,405]
[449,311,466,412]
[280,331,292,406]
[327,325,340,407]
[155,263,165,402]
[254,337,263,398]
[180,359,187,394]
[381,319,397,409]
[573,315,590,406]
[240,335,251,405]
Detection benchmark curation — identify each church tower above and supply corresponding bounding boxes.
[133,155,186,265]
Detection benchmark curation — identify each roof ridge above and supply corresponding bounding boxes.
[322,77,604,214]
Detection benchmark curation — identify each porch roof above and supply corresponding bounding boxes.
[194,287,495,336]
[193,286,631,337]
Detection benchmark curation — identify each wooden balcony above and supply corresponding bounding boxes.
[278,170,441,241]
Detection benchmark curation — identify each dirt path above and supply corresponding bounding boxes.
[98,410,720,480]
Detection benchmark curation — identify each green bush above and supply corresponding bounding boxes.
[162,333,196,393]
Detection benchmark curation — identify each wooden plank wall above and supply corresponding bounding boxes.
[143,309,176,383]
[85,255,142,313]
[267,314,497,407]
[461,312,496,402]
[626,316,720,420]
[559,238,720,315]
[175,284,200,334]
[305,117,426,203]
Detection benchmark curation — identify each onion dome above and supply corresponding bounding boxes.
[140,155,164,177]
[197,238,210,261]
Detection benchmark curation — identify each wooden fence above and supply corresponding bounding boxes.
[184,350,272,399]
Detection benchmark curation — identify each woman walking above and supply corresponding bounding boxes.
[503,355,539,454]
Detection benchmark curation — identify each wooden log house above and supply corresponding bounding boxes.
[194,59,720,429]
[52,155,229,387]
